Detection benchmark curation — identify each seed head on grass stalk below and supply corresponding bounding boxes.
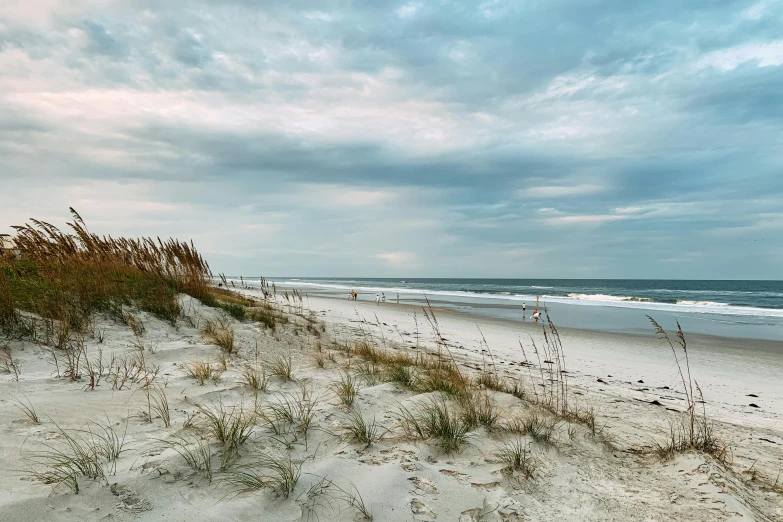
[647,317,727,462]
[647,316,695,445]
[5,208,212,342]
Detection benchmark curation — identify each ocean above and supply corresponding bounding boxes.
[228,277,783,341]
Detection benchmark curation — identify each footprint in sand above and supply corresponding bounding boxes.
[409,476,438,494]
[471,481,502,491]
[111,484,151,513]
[459,497,526,522]
[439,468,471,484]
[400,452,421,472]
[411,497,437,521]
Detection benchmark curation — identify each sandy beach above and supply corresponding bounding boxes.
[2,287,781,522]
[3,0,782,518]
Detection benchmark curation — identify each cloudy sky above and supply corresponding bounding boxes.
[1,1,782,279]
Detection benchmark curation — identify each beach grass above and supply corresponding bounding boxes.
[332,371,359,406]
[497,438,538,480]
[268,353,295,382]
[344,409,384,447]
[399,395,472,454]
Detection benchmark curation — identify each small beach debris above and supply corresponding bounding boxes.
[597,378,607,384]
[747,394,758,397]
[638,380,644,383]
[650,400,663,406]
[749,403,759,408]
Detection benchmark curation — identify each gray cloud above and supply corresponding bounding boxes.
[0,0,782,278]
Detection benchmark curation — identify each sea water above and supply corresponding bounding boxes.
[228,277,783,341]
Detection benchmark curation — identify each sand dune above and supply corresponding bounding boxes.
[1,292,781,521]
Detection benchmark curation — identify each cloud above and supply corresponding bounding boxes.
[376,252,415,265]
[540,213,632,226]
[697,40,783,71]
[522,184,606,198]
[396,3,421,18]
[1,0,782,279]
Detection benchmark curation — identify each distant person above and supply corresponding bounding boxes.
[396,293,400,303]
[533,309,540,324]
[382,292,386,302]
[522,302,526,319]
[375,294,380,305]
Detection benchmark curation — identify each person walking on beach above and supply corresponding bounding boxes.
[396,293,400,303]
[522,302,526,319]
[533,309,540,324]
[382,292,386,303]
[375,294,380,305]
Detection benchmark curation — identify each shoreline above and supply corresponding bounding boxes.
[254,280,783,342]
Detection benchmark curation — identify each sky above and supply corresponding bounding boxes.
[1,0,782,279]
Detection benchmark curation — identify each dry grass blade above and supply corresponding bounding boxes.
[225,453,302,498]
[354,360,383,386]
[22,419,126,493]
[647,318,728,463]
[195,403,254,469]
[150,385,171,427]
[332,372,359,406]
[258,386,318,443]
[497,438,538,480]
[2,209,212,341]
[344,409,384,447]
[459,391,500,432]
[240,364,268,393]
[186,358,222,386]
[399,395,472,454]
[415,362,468,397]
[333,481,374,520]
[387,363,416,387]
[13,395,40,424]
[268,354,294,382]
[164,434,213,482]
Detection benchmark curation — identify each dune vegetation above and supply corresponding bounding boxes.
[0,211,780,522]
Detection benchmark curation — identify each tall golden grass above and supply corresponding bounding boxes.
[0,208,211,339]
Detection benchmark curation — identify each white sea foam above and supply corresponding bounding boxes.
[269,280,783,319]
